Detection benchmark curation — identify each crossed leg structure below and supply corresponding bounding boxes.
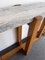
[24,16,44,54]
[17,16,44,55]
[0,16,45,60]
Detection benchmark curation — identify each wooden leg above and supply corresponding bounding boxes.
[37,18,45,37]
[24,16,43,54]
[16,26,22,46]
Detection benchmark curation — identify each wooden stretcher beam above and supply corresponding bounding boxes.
[1,43,26,60]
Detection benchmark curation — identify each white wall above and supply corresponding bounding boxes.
[0,0,44,51]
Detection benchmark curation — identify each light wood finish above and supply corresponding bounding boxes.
[2,26,23,60]
[17,26,22,45]
[1,16,45,60]
[37,18,45,37]
[24,16,43,54]
[1,38,38,60]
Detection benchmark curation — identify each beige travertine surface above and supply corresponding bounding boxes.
[0,2,45,33]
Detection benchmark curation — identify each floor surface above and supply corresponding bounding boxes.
[8,36,45,60]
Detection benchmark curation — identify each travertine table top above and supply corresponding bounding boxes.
[0,2,45,33]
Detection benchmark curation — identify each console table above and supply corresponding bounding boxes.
[0,2,45,60]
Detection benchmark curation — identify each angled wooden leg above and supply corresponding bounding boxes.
[16,26,22,46]
[24,16,43,54]
[37,18,45,37]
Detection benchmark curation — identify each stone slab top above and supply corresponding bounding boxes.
[0,2,45,33]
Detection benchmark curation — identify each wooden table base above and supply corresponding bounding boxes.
[1,16,45,60]
[37,18,45,37]
[16,16,44,55]
[24,16,43,54]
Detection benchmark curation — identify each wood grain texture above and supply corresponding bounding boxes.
[17,26,22,45]
[1,43,26,60]
[24,16,43,54]
[37,18,45,37]
[0,16,44,60]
